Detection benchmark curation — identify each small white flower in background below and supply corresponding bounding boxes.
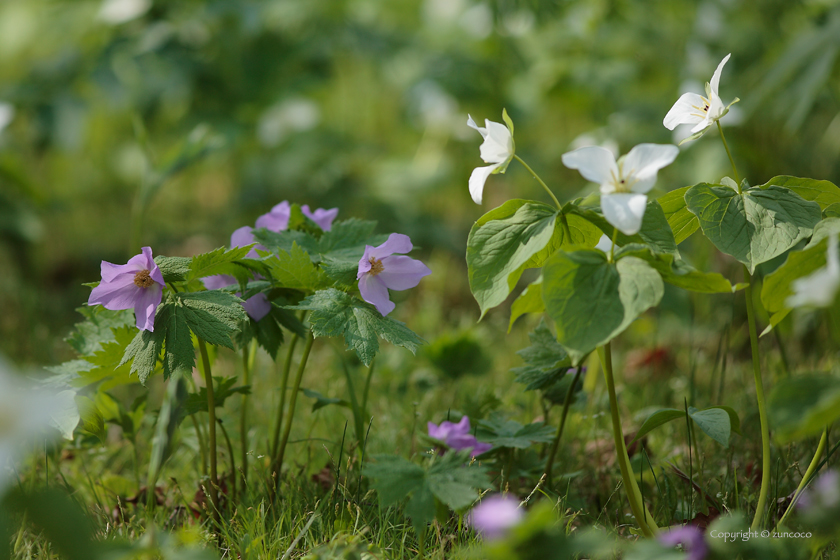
[561,143,679,236]
[467,110,515,204]
[663,53,739,143]
[786,234,840,309]
[0,359,72,494]
[98,0,151,25]
[0,103,14,134]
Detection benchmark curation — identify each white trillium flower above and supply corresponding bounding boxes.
[663,54,739,143]
[561,144,679,236]
[786,234,840,309]
[467,112,515,204]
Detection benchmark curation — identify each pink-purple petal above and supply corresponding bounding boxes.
[100,260,141,282]
[369,233,413,260]
[358,274,394,316]
[469,495,523,540]
[242,293,271,321]
[378,255,432,290]
[133,283,163,331]
[255,201,291,232]
[88,275,144,309]
[301,205,339,231]
[202,275,236,291]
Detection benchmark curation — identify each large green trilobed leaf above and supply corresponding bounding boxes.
[467,200,561,318]
[759,176,840,210]
[541,250,663,364]
[658,186,699,245]
[615,246,740,293]
[768,374,840,443]
[569,200,678,255]
[761,218,840,315]
[685,183,821,273]
[508,275,544,331]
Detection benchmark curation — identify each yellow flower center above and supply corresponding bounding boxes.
[368,257,384,276]
[134,270,154,288]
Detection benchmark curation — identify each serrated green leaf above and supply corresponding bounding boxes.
[177,291,247,349]
[154,256,191,283]
[508,275,545,331]
[542,250,663,364]
[319,255,360,287]
[264,242,329,291]
[685,183,821,273]
[476,413,555,449]
[467,200,561,318]
[187,245,256,282]
[182,376,251,418]
[156,303,195,380]
[76,396,106,444]
[759,176,840,210]
[118,327,164,384]
[66,307,134,356]
[658,186,699,244]
[569,200,678,255]
[318,218,380,254]
[237,305,287,357]
[70,326,137,390]
[290,289,424,366]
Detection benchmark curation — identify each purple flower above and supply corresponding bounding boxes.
[357,233,431,316]
[88,247,165,331]
[799,470,840,511]
[468,495,523,540]
[659,525,708,560]
[301,204,339,231]
[202,228,271,321]
[428,416,493,457]
[256,201,291,232]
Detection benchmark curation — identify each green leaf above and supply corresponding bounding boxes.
[319,254,360,287]
[364,451,489,537]
[617,247,740,293]
[148,372,188,488]
[177,291,247,349]
[154,256,191,283]
[264,242,329,291]
[761,217,840,314]
[658,186,699,244]
[759,176,840,210]
[824,202,840,218]
[768,374,840,443]
[49,390,80,441]
[69,327,137,390]
[760,309,792,337]
[75,396,106,444]
[542,250,663,364]
[467,200,561,318]
[302,388,350,412]
[156,303,196,380]
[118,327,164,384]
[290,289,425,366]
[633,406,739,447]
[569,200,678,255]
[685,183,822,273]
[182,376,251,418]
[508,275,545,331]
[511,319,572,391]
[66,306,134,357]
[476,413,555,449]
[235,305,287,358]
[187,245,256,282]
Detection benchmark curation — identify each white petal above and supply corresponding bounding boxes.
[710,53,731,97]
[594,234,613,253]
[623,143,679,194]
[478,120,512,163]
[469,163,502,204]
[467,114,487,138]
[602,193,648,236]
[561,146,618,186]
[787,268,840,308]
[690,117,713,134]
[663,92,707,130]
[828,234,839,275]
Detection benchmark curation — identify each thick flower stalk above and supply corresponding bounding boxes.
[357,233,431,316]
[561,144,679,235]
[663,53,739,143]
[467,113,515,204]
[428,416,492,457]
[88,246,165,331]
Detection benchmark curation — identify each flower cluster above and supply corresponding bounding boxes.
[427,415,492,457]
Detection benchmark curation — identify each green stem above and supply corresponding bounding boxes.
[217,418,236,501]
[190,414,208,476]
[361,358,375,415]
[544,367,584,485]
[717,121,740,188]
[240,342,256,487]
[198,338,220,525]
[501,449,515,493]
[513,154,562,209]
[273,334,315,490]
[744,268,771,530]
[600,343,658,536]
[340,357,366,452]
[271,328,302,460]
[776,428,829,530]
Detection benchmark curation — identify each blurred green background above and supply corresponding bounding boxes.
[2,0,839,364]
